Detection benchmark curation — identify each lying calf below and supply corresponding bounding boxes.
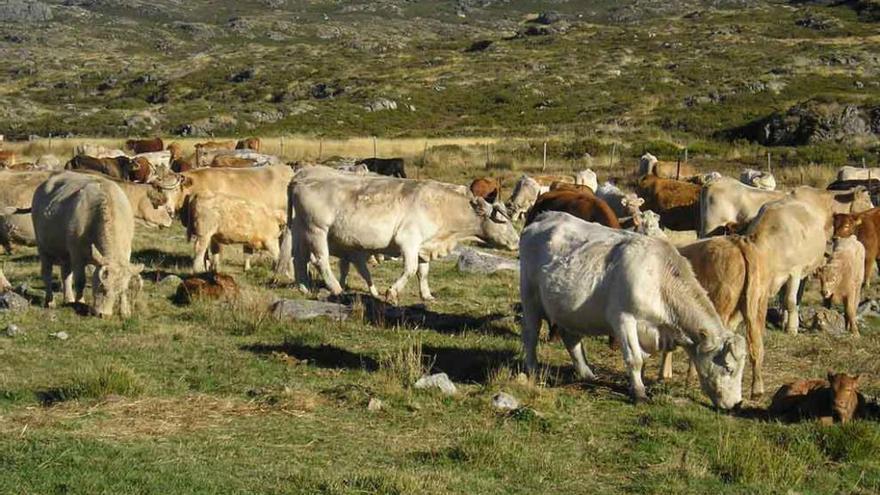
[769,372,861,424]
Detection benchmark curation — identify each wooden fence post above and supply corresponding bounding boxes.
[542,141,547,172]
[373,136,377,158]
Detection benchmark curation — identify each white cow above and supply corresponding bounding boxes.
[595,181,644,220]
[31,172,143,317]
[133,151,172,173]
[290,170,519,303]
[519,212,746,408]
[506,176,549,221]
[740,169,776,190]
[574,169,598,192]
[838,165,880,182]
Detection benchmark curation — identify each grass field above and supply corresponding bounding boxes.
[1,157,880,494]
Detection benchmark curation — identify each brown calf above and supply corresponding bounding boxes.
[636,174,701,231]
[125,137,164,154]
[469,177,501,203]
[524,189,620,228]
[833,208,880,287]
[769,372,861,424]
[236,137,261,152]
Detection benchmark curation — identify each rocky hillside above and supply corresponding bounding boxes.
[0,0,878,154]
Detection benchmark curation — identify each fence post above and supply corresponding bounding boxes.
[280,135,285,158]
[609,143,616,169]
[48,133,52,151]
[373,136,377,158]
[684,147,688,164]
[318,138,323,161]
[542,141,547,172]
[767,151,771,173]
[485,143,490,167]
[676,156,681,181]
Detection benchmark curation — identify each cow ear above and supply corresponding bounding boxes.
[91,245,107,265]
[470,197,492,217]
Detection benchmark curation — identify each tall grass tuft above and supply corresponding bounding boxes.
[45,363,145,403]
[378,339,432,389]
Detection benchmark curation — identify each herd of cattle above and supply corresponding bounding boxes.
[1,139,878,417]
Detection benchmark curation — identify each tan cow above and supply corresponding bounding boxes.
[818,236,864,335]
[210,155,258,168]
[31,172,143,317]
[0,170,53,252]
[187,193,285,273]
[236,138,261,152]
[0,150,16,167]
[0,268,9,292]
[75,170,173,228]
[638,153,696,179]
[699,177,784,237]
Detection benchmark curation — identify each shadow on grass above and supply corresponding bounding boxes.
[132,249,192,269]
[242,342,379,371]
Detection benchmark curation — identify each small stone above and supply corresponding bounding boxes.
[492,392,520,411]
[0,291,29,312]
[158,274,183,289]
[49,331,69,341]
[367,397,383,412]
[456,247,519,274]
[414,373,457,395]
[5,323,21,337]
[270,299,352,321]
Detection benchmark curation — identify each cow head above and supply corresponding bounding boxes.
[90,245,144,318]
[828,371,860,423]
[471,197,519,250]
[818,261,840,302]
[832,213,860,239]
[687,332,746,410]
[505,176,541,221]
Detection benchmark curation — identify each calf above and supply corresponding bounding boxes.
[769,373,861,424]
[187,193,285,273]
[0,150,16,167]
[636,174,701,231]
[818,236,865,335]
[356,157,406,178]
[524,189,620,228]
[236,137,261,152]
[469,177,501,203]
[832,207,880,287]
[125,137,164,154]
[175,272,239,304]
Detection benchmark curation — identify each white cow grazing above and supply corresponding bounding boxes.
[519,212,746,408]
[290,171,520,303]
[574,169,598,192]
[740,169,776,190]
[838,165,880,182]
[506,175,549,221]
[596,181,644,220]
[31,172,143,317]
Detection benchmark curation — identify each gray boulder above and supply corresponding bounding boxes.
[5,323,21,337]
[0,291,28,312]
[365,98,397,112]
[271,299,352,321]
[799,306,846,335]
[414,373,457,395]
[456,247,519,274]
[491,392,520,411]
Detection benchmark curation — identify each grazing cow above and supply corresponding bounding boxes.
[177,165,296,278]
[524,189,620,228]
[74,170,173,229]
[355,157,406,178]
[469,177,502,203]
[0,268,9,292]
[699,177,785,237]
[0,170,54,252]
[65,155,141,182]
[596,182,645,220]
[838,165,880,182]
[0,150,16,167]
[187,193,285,273]
[290,170,519,302]
[236,138,261,152]
[832,208,880,287]
[574,169,598,192]
[210,155,257,168]
[31,172,143,317]
[519,212,746,407]
[638,153,696,179]
[818,236,864,336]
[125,137,164,154]
[769,372,861,424]
[507,176,550,221]
[740,169,777,190]
[636,174,701,231]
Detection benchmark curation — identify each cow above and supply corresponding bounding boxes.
[507,176,549,221]
[740,168,776,190]
[171,157,194,173]
[65,155,141,182]
[290,170,519,303]
[355,157,406,178]
[700,177,784,237]
[210,155,258,168]
[0,150,16,167]
[176,165,296,278]
[195,141,236,152]
[0,268,9,292]
[75,170,173,229]
[166,142,184,161]
[335,163,370,175]
[75,144,127,159]
[596,182,645,221]
[132,151,172,173]
[125,137,164,154]
[636,174,701,231]
[236,137,261,152]
[635,210,664,238]
[31,172,143,317]
[0,170,54,252]
[838,165,880,182]
[519,211,746,408]
[35,155,61,170]
[187,193,286,273]
[818,236,864,336]
[469,177,501,203]
[638,153,696,179]
[769,372,861,424]
[524,189,620,228]
[574,169,598,192]
[832,208,880,287]
[689,171,722,186]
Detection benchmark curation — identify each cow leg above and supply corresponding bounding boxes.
[40,256,54,308]
[417,259,434,301]
[845,296,859,337]
[350,255,379,298]
[614,312,648,403]
[60,261,75,304]
[520,297,543,377]
[659,350,674,381]
[782,274,801,335]
[745,305,766,399]
[386,243,418,304]
[306,228,343,296]
[243,246,253,272]
[192,236,211,273]
[292,226,312,293]
[72,264,87,304]
[272,227,294,283]
[560,331,596,380]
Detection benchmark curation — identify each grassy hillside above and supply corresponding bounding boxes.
[0,0,879,157]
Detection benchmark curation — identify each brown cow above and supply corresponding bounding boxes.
[236,138,261,152]
[0,150,15,167]
[469,177,501,203]
[65,155,140,182]
[769,372,861,424]
[172,157,194,173]
[125,137,164,154]
[195,141,236,152]
[524,189,620,228]
[833,207,880,287]
[636,174,701,231]
[210,155,257,168]
[638,153,697,179]
[167,142,184,161]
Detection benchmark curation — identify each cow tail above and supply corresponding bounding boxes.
[698,185,710,238]
[185,198,194,243]
[736,236,766,332]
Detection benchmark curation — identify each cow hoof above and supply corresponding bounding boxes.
[420,294,436,302]
[385,290,399,305]
[631,394,651,405]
